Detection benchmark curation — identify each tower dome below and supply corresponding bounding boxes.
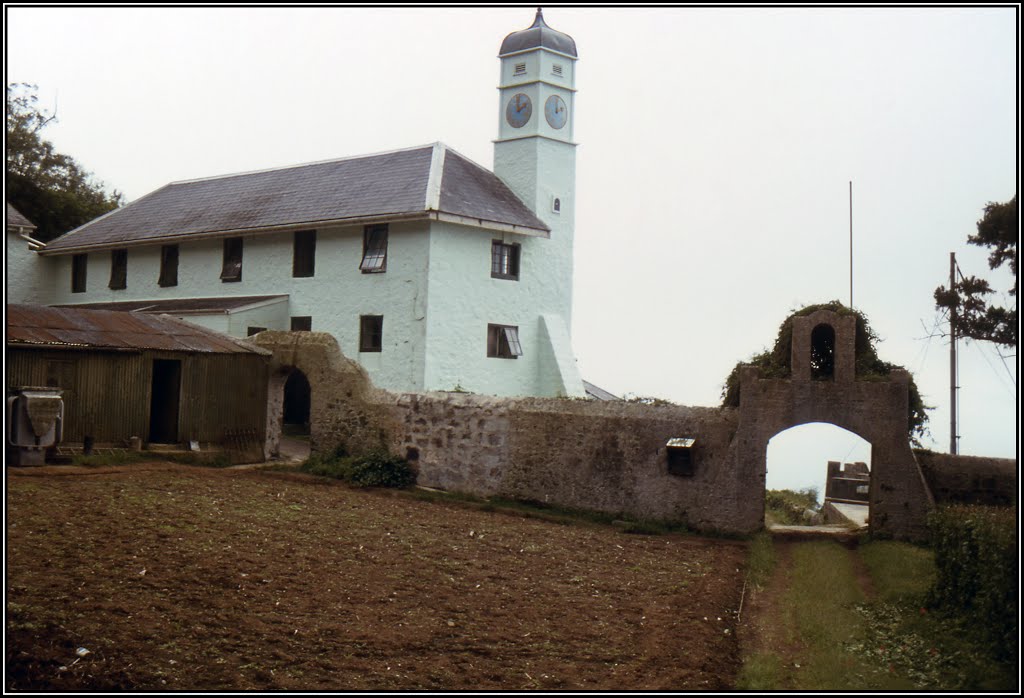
[499,8,577,58]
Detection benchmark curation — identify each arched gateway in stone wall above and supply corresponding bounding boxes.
[253,312,936,541]
[732,309,935,539]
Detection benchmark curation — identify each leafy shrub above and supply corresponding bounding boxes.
[765,488,821,525]
[720,301,931,445]
[302,448,416,488]
[927,505,1017,660]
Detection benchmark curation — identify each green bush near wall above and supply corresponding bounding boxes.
[927,505,1017,660]
[302,448,417,488]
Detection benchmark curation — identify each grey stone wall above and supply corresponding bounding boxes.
[257,312,964,541]
[386,393,747,532]
[915,451,1017,506]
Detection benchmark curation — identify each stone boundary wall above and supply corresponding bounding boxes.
[384,393,747,532]
[914,451,1017,506]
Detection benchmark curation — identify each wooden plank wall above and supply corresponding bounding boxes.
[6,348,268,447]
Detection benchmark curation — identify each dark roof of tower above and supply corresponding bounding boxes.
[499,8,577,58]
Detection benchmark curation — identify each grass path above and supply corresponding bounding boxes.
[737,534,1015,691]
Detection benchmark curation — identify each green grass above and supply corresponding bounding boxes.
[744,531,776,589]
[737,537,1016,691]
[859,540,935,603]
[736,652,785,690]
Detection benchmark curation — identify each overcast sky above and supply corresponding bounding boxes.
[6,6,1018,490]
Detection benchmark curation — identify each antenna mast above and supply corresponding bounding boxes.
[949,252,958,454]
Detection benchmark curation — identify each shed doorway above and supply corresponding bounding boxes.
[149,359,181,443]
[283,369,311,436]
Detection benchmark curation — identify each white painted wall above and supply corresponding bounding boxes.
[421,220,583,397]
[6,231,57,305]
[49,221,432,393]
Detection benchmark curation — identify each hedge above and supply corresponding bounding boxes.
[927,505,1017,660]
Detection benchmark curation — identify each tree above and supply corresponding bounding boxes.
[934,196,1019,348]
[6,83,122,242]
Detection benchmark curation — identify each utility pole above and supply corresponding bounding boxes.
[949,252,958,454]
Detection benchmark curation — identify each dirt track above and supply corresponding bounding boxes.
[6,464,747,691]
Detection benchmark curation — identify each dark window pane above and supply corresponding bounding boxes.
[109,249,127,290]
[487,324,521,359]
[293,230,316,278]
[221,238,243,282]
[247,327,267,336]
[360,315,383,352]
[490,241,520,280]
[291,316,312,332]
[71,254,88,293]
[159,245,178,287]
[360,224,388,272]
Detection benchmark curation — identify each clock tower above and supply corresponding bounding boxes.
[494,8,578,325]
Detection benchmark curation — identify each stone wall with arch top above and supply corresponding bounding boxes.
[252,311,983,540]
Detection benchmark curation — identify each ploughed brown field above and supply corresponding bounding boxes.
[6,464,746,691]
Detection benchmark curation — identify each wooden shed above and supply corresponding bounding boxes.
[6,304,270,459]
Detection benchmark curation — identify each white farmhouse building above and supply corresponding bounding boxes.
[11,10,587,398]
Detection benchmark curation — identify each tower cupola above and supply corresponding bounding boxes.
[499,8,577,58]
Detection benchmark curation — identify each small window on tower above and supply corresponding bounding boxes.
[514,63,527,76]
[360,315,383,353]
[552,63,564,77]
[552,197,561,214]
[487,324,523,359]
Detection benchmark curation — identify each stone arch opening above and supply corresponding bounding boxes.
[765,422,872,529]
[809,323,836,380]
[283,368,311,436]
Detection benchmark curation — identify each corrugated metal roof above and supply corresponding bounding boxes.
[44,144,549,253]
[7,203,36,231]
[6,304,270,355]
[56,295,288,315]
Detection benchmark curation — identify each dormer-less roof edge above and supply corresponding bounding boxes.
[37,211,433,255]
[47,182,176,248]
[170,143,438,187]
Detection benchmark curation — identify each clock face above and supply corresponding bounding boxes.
[544,95,568,130]
[505,93,532,128]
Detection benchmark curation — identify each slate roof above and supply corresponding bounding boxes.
[43,144,549,254]
[7,203,36,231]
[6,304,269,355]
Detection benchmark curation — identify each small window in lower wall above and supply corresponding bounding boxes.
[487,324,523,359]
[247,326,267,336]
[360,315,383,352]
[666,438,696,476]
[290,316,312,332]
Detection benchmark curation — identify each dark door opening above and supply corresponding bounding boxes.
[283,369,311,436]
[149,359,182,443]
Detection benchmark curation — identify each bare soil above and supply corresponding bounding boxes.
[6,464,747,691]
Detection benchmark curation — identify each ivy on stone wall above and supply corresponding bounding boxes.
[720,301,931,445]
